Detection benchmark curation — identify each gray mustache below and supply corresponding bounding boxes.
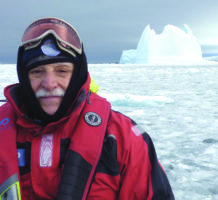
[36,88,65,98]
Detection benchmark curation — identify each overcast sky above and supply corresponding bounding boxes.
[1,0,218,63]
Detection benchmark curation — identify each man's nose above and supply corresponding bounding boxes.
[42,72,58,91]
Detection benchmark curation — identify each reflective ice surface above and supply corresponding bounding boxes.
[1,63,218,199]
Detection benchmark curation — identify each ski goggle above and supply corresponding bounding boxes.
[21,17,82,57]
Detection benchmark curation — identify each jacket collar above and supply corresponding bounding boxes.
[4,74,91,127]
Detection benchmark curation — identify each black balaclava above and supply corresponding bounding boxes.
[17,35,88,125]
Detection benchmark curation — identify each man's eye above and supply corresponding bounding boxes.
[56,68,72,75]
[29,69,42,75]
[31,70,42,74]
[57,69,67,73]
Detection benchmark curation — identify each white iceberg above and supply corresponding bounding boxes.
[120,24,203,64]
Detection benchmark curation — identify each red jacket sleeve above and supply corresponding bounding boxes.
[114,111,174,200]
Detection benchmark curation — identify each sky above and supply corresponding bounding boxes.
[1,0,218,63]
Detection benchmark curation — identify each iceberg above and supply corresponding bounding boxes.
[120,24,203,64]
[119,49,136,64]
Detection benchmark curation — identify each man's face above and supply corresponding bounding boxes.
[28,62,74,115]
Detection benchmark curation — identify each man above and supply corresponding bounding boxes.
[0,17,174,199]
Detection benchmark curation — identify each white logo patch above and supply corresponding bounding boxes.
[40,134,54,167]
[84,112,102,127]
[41,39,61,56]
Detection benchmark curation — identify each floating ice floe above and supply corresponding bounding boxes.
[100,93,174,107]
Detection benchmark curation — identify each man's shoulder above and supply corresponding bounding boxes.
[0,102,16,119]
[108,109,148,139]
[90,92,110,104]
[108,110,133,124]
[0,102,12,112]
[0,102,17,135]
[90,95,148,138]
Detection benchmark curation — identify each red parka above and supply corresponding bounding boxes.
[0,75,174,200]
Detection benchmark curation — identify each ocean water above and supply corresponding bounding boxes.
[1,63,218,199]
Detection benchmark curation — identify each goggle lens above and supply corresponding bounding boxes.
[21,18,82,55]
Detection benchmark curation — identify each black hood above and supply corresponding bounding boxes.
[17,45,88,125]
